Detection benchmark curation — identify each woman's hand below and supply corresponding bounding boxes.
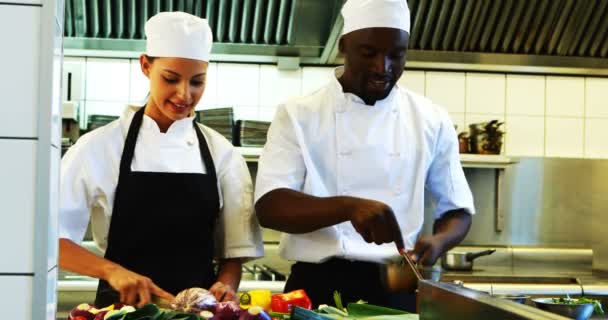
[105,266,174,307]
[209,281,237,302]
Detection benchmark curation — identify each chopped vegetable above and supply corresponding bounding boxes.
[551,296,604,314]
[215,301,243,319]
[238,305,272,320]
[69,303,96,320]
[239,290,272,310]
[333,291,344,311]
[172,287,218,314]
[271,290,312,313]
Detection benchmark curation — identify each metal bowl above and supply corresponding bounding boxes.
[493,294,530,304]
[532,298,595,320]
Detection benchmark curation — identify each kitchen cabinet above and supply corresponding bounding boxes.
[0,5,40,138]
[0,140,36,273]
[0,276,33,320]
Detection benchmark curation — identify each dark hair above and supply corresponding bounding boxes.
[144,55,157,63]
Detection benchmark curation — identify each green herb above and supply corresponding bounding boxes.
[551,296,604,314]
[334,291,344,311]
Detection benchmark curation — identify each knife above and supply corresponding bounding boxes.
[399,248,423,282]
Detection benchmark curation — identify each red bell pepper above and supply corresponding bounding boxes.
[270,289,313,313]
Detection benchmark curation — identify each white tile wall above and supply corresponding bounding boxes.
[302,66,334,95]
[546,76,585,117]
[198,62,219,109]
[0,5,40,138]
[85,101,128,117]
[425,72,465,113]
[129,58,149,105]
[0,140,36,273]
[585,119,608,159]
[506,75,545,116]
[585,78,608,118]
[398,70,425,96]
[505,116,545,156]
[217,63,260,107]
[85,58,130,101]
[74,58,608,159]
[259,65,302,107]
[0,276,33,320]
[466,73,506,115]
[545,118,584,158]
[62,57,86,102]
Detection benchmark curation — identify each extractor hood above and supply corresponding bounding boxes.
[63,0,608,74]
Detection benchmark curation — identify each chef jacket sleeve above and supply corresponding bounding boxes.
[425,110,476,219]
[58,139,96,243]
[254,104,306,203]
[214,145,264,259]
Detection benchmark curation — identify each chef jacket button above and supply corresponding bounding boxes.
[341,190,348,195]
[392,109,398,113]
[340,150,352,156]
[187,140,194,146]
[389,152,400,157]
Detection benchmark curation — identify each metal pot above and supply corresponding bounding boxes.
[441,249,496,271]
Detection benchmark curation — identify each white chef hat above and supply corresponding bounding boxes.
[145,11,213,62]
[341,0,410,36]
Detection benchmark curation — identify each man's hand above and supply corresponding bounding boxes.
[209,281,237,302]
[105,265,174,307]
[348,198,405,249]
[409,235,446,266]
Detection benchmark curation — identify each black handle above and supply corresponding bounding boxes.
[465,249,496,262]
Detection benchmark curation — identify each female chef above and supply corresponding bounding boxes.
[58,11,263,308]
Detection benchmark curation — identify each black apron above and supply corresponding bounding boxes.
[284,258,417,312]
[95,107,220,307]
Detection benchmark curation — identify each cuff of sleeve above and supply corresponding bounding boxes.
[220,246,265,261]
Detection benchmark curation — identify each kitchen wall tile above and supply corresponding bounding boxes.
[217,63,260,107]
[398,70,425,96]
[425,72,465,113]
[585,119,608,159]
[449,113,465,134]
[506,75,545,116]
[233,106,259,121]
[128,59,148,105]
[0,5,40,138]
[546,76,585,117]
[302,66,334,95]
[585,77,608,118]
[259,65,302,107]
[84,101,128,119]
[0,276,33,320]
[258,106,278,122]
[85,58,130,101]
[505,116,545,157]
[545,117,584,158]
[466,73,506,115]
[198,62,218,109]
[62,57,86,102]
[0,140,36,273]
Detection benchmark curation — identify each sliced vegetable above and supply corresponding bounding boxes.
[346,303,409,317]
[214,301,243,319]
[172,287,218,314]
[69,303,96,320]
[318,304,348,317]
[271,290,312,313]
[238,306,272,320]
[551,296,604,314]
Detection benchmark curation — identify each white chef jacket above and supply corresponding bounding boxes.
[255,67,475,264]
[59,105,264,259]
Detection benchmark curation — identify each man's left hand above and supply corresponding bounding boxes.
[209,281,237,302]
[409,235,447,266]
